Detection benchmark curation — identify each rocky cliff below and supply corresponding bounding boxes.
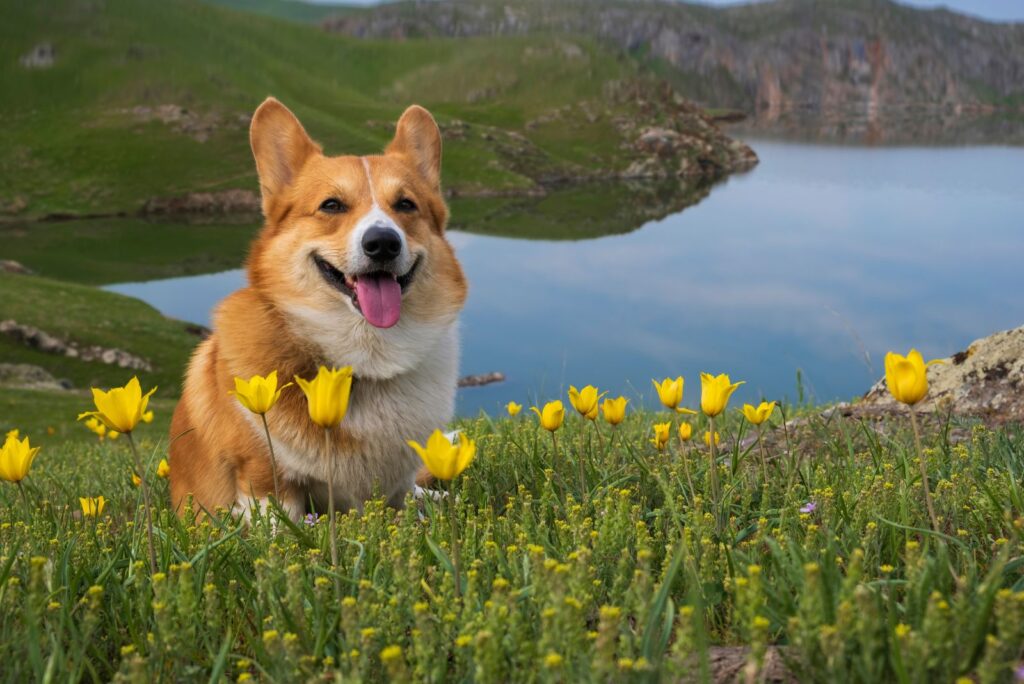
[324,0,1024,113]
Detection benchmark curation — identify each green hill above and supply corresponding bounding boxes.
[0,0,752,219]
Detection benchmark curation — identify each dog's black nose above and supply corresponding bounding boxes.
[361,226,402,262]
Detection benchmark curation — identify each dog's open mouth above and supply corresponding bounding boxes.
[313,254,421,329]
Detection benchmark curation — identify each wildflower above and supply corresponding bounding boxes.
[231,371,291,415]
[107,430,120,440]
[678,422,693,442]
[0,432,40,483]
[80,496,106,517]
[531,401,565,432]
[800,502,816,514]
[506,401,522,417]
[884,349,943,406]
[78,377,157,433]
[703,431,720,447]
[131,472,142,487]
[303,513,317,527]
[651,377,696,413]
[569,385,604,419]
[601,396,628,425]
[294,366,353,427]
[651,423,671,451]
[407,430,476,480]
[83,417,107,440]
[156,459,170,478]
[544,652,564,668]
[741,401,777,425]
[380,645,403,663]
[700,373,744,417]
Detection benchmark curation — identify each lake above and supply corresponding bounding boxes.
[103,140,1024,416]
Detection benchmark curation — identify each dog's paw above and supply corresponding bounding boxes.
[413,485,447,502]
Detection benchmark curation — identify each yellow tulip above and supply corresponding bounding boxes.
[79,496,106,517]
[700,373,744,417]
[0,432,40,483]
[531,401,565,432]
[107,430,121,441]
[601,396,628,426]
[678,422,693,442]
[142,411,154,424]
[506,401,522,417]
[78,377,157,433]
[231,371,291,415]
[294,366,354,428]
[703,431,721,447]
[885,349,944,406]
[407,430,476,481]
[652,377,681,410]
[83,417,107,439]
[651,422,671,451]
[131,472,142,487]
[157,458,170,478]
[741,401,777,426]
[568,385,605,420]
[5,429,18,441]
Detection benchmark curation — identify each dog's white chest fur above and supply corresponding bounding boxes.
[240,318,460,517]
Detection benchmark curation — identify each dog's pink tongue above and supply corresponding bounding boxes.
[355,273,402,328]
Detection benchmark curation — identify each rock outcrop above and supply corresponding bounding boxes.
[0,363,68,391]
[0,320,152,371]
[324,0,1024,113]
[860,326,1024,423]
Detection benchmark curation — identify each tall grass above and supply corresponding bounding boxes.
[1,407,1022,682]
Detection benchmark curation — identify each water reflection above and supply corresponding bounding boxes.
[105,141,1024,416]
[730,108,1024,146]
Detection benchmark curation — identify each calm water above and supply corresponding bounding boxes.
[106,141,1024,415]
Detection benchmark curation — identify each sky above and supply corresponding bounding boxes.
[310,0,1024,22]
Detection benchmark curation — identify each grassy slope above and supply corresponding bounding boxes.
[0,272,199,396]
[0,408,1021,681]
[0,0,651,218]
[204,0,352,23]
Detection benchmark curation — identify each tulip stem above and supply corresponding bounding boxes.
[16,481,33,522]
[707,416,721,500]
[324,427,340,594]
[756,426,769,485]
[125,432,157,574]
[260,413,281,504]
[577,425,588,502]
[909,408,939,532]
[448,477,462,600]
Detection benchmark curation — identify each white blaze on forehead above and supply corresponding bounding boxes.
[360,157,382,208]
[345,157,411,274]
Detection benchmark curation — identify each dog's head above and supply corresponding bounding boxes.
[247,98,467,378]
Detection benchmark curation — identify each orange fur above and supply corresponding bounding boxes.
[169,99,467,519]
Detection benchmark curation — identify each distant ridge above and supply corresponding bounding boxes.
[324,0,1024,111]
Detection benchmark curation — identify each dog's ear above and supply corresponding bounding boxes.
[386,105,442,190]
[250,98,321,208]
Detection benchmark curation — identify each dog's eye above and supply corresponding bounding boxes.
[319,198,347,214]
[393,198,417,213]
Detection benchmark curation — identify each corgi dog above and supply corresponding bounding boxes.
[169,98,467,520]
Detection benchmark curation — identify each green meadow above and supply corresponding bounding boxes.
[1,397,1023,682]
[0,0,684,219]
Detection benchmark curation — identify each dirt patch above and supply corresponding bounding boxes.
[117,104,250,143]
[141,189,261,216]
